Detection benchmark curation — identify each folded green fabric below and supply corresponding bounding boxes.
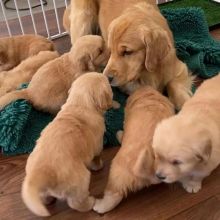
[1,7,220,156]
[162,7,220,78]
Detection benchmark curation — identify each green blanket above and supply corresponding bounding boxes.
[1,7,220,156]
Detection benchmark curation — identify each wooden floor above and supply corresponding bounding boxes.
[0,22,220,220]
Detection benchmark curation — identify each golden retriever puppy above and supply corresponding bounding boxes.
[66,0,156,44]
[103,2,192,110]
[63,5,71,33]
[68,0,192,109]
[64,0,99,44]
[152,74,220,193]
[0,34,54,72]
[0,51,59,97]
[0,35,109,114]
[22,72,114,216]
[93,86,174,214]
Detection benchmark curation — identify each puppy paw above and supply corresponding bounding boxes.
[90,156,104,171]
[93,198,107,214]
[116,130,123,144]
[182,181,202,193]
[93,192,122,214]
[112,100,120,109]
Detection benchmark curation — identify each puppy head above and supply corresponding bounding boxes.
[70,35,109,72]
[152,116,212,183]
[103,3,172,87]
[68,72,113,112]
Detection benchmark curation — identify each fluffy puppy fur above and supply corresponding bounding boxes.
[22,73,114,216]
[64,0,156,44]
[0,34,54,72]
[152,74,220,193]
[0,51,59,97]
[0,35,109,114]
[93,86,175,214]
[103,2,192,109]
[63,0,99,44]
[65,0,192,109]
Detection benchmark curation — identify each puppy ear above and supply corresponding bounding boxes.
[94,85,113,111]
[141,28,172,72]
[75,54,95,72]
[195,139,212,163]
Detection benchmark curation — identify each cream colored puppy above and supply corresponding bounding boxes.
[153,74,220,193]
[93,87,174,214]
[0,35,109,114]
[0,51,59,97]
[22,73,114,217]
[0,34,54,71]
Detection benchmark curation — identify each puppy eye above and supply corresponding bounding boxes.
[121,50,133,56]
[172,160,182,166]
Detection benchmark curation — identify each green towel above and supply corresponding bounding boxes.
[1,7,220,156]
[162,7,220,78]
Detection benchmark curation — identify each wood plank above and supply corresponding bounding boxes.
[169,197,220,220]
[1,151,219,220]
[53,35,71,55]
[0,154,28,196]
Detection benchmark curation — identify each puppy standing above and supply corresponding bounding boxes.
[0,34,54,71]
[22,73,114,216]
[0,51,59,97]
[0,35,109,114]
[67,0,192,109]
[93,87,174,214]
[153,74,220,193]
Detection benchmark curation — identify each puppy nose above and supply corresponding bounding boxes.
[156,172,166,180]
[108,76,114,83]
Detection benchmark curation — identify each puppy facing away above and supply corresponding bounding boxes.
[152,74,220,193]
[0,35,109,114]
[0,34,54,72]
[93,86,175,214]
[22,73,114,216]
[0,51,59,97]
[68,0,192,109]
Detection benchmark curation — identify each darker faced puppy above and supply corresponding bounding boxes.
[103,4,171,87]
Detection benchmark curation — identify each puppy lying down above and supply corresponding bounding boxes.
[153,74,220,193]
[0,34,54,72]
[93,86,175,214]
[22,73,114,216]
[0,51,59,97]
[0,35,108,114]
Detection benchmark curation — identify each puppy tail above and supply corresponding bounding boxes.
[0,89,29,110]
[22,175,50,217]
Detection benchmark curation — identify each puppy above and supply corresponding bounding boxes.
[93,86,174,214]
[0,35,109,114]
[68,0,192,109]
[152,74,220,193]
[0,34,54,72]
[22,72,114,216]
[65,0,156,44]
[63,0,99,44]
[0,51,59,97]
